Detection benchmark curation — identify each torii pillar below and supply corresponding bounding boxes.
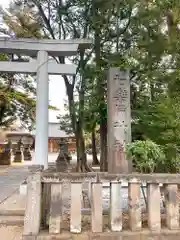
[35,50,49,169]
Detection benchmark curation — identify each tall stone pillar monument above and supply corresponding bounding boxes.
[107,68,131,173]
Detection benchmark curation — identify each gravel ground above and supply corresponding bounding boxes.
[0,166,27,240]
[0,226,22,240]
[0,193,24,240]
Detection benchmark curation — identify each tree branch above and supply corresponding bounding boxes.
[32,0,55,39]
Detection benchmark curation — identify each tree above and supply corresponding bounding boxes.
[0,2,58,130]
[127,1,180,172]
[0,54,36,130]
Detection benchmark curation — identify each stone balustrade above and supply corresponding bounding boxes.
[23,171,180,239]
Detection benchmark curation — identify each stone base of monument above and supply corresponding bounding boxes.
[56,159,68,172]
[23,148,32,161]
[56,154,70,172]
[14,151,24,163]
[0,151,12,165]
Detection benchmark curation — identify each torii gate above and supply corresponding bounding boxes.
[0,38,91,169]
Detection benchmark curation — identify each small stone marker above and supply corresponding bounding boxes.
[23,172,42,236]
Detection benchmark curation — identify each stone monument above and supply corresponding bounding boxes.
[22,135,33,161]
[107,68,131,173]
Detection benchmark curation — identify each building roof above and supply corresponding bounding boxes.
[0,124,32,143]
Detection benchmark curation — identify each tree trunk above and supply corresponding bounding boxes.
[91,129,99,165]
[76,121,92,172]
[100,121,107,171]
[34,0,91,172]
[93,2,107,171]
[79,125,88,171]
[75,126,81,172]
[75,50,93,172]
[0,104,7,125]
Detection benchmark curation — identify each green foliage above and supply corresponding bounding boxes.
[0,74,36,130]
[0,5,43,130]
[4,1,44,39]
[126,140,165,173]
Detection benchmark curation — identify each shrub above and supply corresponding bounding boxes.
[126,140,165,173]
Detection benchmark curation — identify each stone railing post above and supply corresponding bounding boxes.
[147,183,161,231]
[128,179,141,231]
[165,184,179,230]
[23,166,43,237]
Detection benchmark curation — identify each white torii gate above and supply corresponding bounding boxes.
[0,38,91,169]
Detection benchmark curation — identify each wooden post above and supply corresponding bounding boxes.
[128,180,141,231]
[107,68,131,173]
[50,139,53,153]
[165,184,179,230]
[91,182,103,233]
[110,181,122,231]
[70,182,82,233]
[147,183,161,231]
[23,172,42,236]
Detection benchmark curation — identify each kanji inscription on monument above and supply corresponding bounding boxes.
[107,68,131,173]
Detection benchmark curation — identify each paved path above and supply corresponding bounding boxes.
[0,165,29,203]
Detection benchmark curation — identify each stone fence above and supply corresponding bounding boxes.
[23,171,180,240]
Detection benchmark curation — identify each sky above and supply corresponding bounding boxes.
[0,0,8,8]
[0,0,67,123]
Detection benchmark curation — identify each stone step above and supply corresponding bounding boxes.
[0,215,24,226]
[0,209,25,216]
[27,229,180,240]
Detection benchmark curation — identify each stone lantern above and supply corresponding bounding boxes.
[56,138,71,172]
[14,138,24,163]
[59,138,67,153]
[21,135,33,161]
[7,134,18,151]
[6,132,33,163]
[0,131,13,165]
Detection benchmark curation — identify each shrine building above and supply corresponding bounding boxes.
[32,122,76,153]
